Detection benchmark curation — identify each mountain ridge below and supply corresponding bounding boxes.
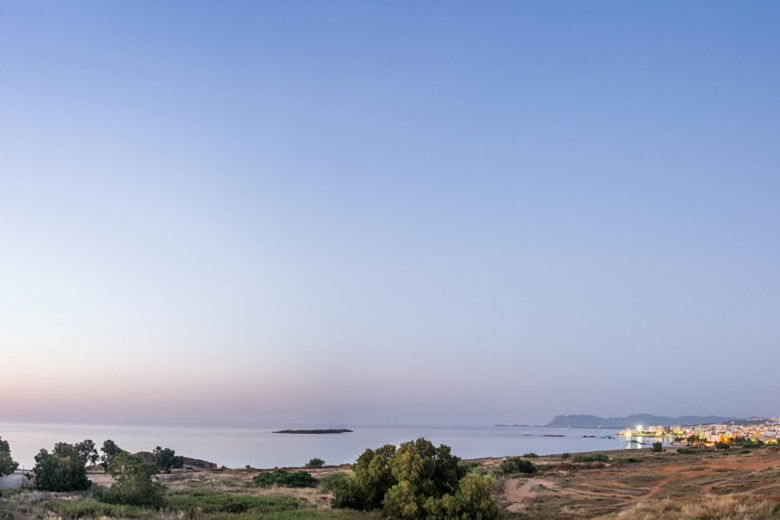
[545,413,739,428]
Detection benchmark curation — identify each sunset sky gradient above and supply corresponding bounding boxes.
[1,1,779,425]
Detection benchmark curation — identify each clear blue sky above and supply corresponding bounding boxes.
[1,1,778,425]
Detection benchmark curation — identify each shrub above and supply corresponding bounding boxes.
[571,453,609,463]
[352,444,397,510]
[560,453,571,460]
[101,440,126,470]
[100,453,166,507]
[75,440,99,467]
[319,472,349,491]
[0,437,19,476]
[651,442,663,452]
[152,446,183,472]
[522,453,539,458]
[253,469,317,488]
[498,457,537,475]
[41,499,150,518]
[714,442,730,451]
[331,438,497,519]
[306,458,325,468]
[33,442,91,491]
[327,474,367,510]
[165,490,299,513]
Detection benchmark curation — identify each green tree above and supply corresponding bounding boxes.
[331,438,497,520]
[33,442,91,491]
[0,437,19,476]
[100,439,125,470]
[498,457,537,475]
[651,442,663,453]
[306,457,325,468]
[75,439,99,467]
[353,444,397,509]
[101,453,166,507]
[449,474,497,520]
[390,439,465,499]
[383,480,421,520]
[152,446,183,472]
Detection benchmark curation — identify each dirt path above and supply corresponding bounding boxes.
[504,478,555,512]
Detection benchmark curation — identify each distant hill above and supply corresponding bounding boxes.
[546,414,739,428]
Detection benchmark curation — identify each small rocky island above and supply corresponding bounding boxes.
[273,428,353,434]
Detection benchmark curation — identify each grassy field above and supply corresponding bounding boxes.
[492,446,780,519]
[1,446,779,519]
[0,488,380,520]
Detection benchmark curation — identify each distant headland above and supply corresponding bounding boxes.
[545,414,740,428]
[272,429,353,434]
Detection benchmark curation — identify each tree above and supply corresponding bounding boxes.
[498,457,537,475]
[353,444,397,509]
[33,442,91,491]
[152,446,183,473]
[651,442,663,453]
[0,437,19,476]
[101,439,125,470]
[331,438,497,520]
[101,453,166,507]
[75,439,99,467]
[306,458,325,468]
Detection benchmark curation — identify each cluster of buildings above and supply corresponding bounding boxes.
[618,418,780,445]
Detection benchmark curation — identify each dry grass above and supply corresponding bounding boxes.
[500,447,780,519]
[595,495,780,520]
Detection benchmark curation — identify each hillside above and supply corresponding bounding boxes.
[545,413,738,428]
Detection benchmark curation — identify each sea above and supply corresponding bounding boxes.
[0,422,645,470]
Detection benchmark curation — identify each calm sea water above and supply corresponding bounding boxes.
[1,422,639,470]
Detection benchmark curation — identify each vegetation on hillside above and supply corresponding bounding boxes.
[254,469,318,488]
[99,453,167,507]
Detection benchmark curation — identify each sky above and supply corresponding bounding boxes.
[1,1,779,426]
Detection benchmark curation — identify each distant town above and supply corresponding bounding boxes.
[619,417,780,445]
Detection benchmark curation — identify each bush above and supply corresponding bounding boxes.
[306,458,325,468]
[33,442,91,491]
[498,457,537,475]
[101,440,126,471]
[0,437,19,476]
[560,453,571,460]
[41,499,150,518]
[714,442,730,451]
[331,438,497,520]
[327,474,367,510]
[100,453,166,507]
[522,453,539,458]
[152,446,183,472]
[75,440,99,467]
[676,447,702,454]
[253,469,317,488]
[571,453,609,463]
[165,490,300,514]
[651,442,663,452]
[319,472,349,491]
